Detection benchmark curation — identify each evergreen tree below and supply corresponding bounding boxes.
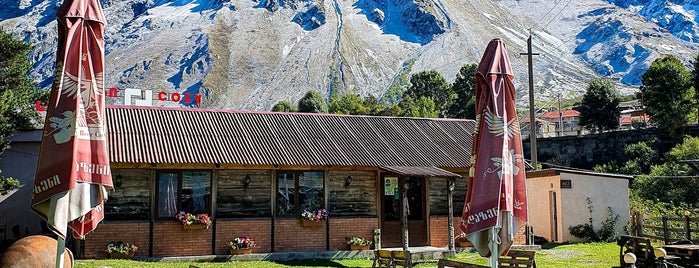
[641,56,695,139]
[297,90,328,113]
[575,79,621,133]
[693,53,699,124]
[448,64,477,119]
[271,100,297,112]
[0,28,45,153]
[399,96,438,118]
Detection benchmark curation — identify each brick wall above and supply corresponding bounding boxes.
[83,222,149,259]
[215,219,271,254]
[152,221,213,256]
[328,218,379,250]
[274,219,327,252]
[429,216,528,246]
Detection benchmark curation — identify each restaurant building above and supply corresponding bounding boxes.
[68,105,480,258]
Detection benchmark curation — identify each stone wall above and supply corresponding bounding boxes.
[524,126,699,169]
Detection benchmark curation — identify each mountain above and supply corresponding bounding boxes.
[1,0,698,110]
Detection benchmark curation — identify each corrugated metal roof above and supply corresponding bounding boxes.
[380,166,462,177]
[106,106,474,168]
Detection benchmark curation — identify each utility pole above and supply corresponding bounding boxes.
[520,32,539,169]
[558,93,562,137]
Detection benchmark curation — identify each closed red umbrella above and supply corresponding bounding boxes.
[31,0,111,265]
[460,39,528,267]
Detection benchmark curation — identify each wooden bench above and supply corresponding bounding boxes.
[499,250,536,267]
[371,249,412,268]
[372,249,393,268]
[437,259,489,268]
[437,250,536,268]
[618,235,656,267]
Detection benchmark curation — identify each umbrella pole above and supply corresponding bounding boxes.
[489,227,498,268]
[56,237,66,268]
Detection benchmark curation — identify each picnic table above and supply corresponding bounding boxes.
[662,244,699,266]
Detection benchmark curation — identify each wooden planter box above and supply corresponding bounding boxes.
[230,248,253,255]
[108,252,135,259]
[183,224,209,230]
[300,219,324,227]
[349,244,370,251]
[456,240,473,247]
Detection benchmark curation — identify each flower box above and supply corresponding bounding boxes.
[108,252,135,259]
[230,248,253,255]
[183,224,209,230]
[456,240,473,247]
[350,244,370,251]
[300,219,324,227]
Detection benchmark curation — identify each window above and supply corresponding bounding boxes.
[156,170,211,218]
[276,171,324,217]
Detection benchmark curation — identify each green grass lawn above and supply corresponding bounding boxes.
[74,242,620,268]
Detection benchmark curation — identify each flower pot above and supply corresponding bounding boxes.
[230,248,252,255]
[300,219,323,227]
[350,244,370,251]
[183,224,208,230]
[108,252,135,259]
[456,240,473,247]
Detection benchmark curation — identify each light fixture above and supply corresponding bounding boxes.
[345,175,353,187]
[114,174,124,187]
[243,175,251,188]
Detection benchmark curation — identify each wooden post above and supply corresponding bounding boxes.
[401,177,409,250]
[635,211,644,237]
[447,177,455,254]
[686,214,692,241]
[662,215,669,244]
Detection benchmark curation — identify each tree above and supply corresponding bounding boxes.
[641,56,695,138]
[329,94,369,115]
[271,100,297,112]
[633,137,699,206]
[399,96,438,118]
[1,28,45,192]
[574,79,621,133]
[448,64,477,119]
[297,90,328,113]
[403,70,455,117]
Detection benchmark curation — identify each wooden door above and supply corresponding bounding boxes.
[380,175,428,247]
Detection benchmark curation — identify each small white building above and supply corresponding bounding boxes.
[526,168,632,243]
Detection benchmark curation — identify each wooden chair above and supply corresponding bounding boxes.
[437,259,489,268]
[618,235,656,267]
[391,250,412,268]
[499,250,537,267]
[372,249,393,268]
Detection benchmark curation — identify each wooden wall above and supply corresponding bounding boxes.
[106,169,151,220]
[216,169,272,218]
[428,173,468,216]
[327,170,377,217]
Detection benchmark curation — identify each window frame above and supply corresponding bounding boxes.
[155,170,213,220]
[275,170,325,218]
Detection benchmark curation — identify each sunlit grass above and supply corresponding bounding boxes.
[75,242,620,268]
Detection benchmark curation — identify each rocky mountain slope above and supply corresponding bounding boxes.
[1,0,697,110]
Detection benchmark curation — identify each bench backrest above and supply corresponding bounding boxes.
[391,250,412,268]
[437,259,489,268]
[499,250,537,267]
[372,250,393,268]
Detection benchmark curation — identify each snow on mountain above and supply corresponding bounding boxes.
[1,0,697,110]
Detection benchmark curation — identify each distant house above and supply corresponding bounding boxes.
[520,117,556,139]
[540,110,580,137]
[525,169,631,243]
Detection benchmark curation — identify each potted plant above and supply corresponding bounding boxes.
[228,236,255,255]
[300,208,329,227]
[455,232,473,247]
[347,236,372,250]
[105,241,138,259]
[175,211,212,230]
